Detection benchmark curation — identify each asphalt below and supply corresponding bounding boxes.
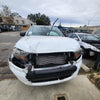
[0,31,20,62]
[0,31,20,80]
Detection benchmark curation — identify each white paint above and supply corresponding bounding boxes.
[15,36,80,53]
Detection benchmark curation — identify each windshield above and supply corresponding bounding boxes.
[95,34,100,38]
[26,26,63,36]
[78,34,100,41]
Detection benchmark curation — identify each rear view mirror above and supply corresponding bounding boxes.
[20,32,26,36]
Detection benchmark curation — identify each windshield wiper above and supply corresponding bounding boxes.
[48,18,59,36]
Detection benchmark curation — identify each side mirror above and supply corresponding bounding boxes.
[20,32,26,36]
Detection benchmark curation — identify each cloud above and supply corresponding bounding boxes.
[0,0,100,26]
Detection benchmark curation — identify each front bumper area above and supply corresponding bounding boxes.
[8,56,82,86]
[26,65,77,82]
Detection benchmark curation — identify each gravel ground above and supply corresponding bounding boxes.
[83,58,95,68]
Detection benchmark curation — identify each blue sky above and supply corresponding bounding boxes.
[0,0,100,27]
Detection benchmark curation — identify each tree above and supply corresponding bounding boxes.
[27,13,51,25]
[1,5,14,25]
[36,19,46,25]
[40,14,50,25]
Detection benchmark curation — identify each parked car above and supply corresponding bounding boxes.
[66,33,100,57]
[0,25,4,32]
[0,25,13,32]
[94,34,100,39]
[0,28,1,33]
[9,25,82,86]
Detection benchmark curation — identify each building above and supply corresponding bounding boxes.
[14,16,35,31]
[78,25,100,34]
[0,15,35,31]
[88,26,100,34]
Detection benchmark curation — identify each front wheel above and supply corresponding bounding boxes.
[0,29,1,33]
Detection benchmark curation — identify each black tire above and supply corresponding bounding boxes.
[0,29,1,33]
[81,47,89,58]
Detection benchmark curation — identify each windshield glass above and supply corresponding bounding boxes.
[26,26,63,36]
[95,35,100,38]
[78,34,99,41]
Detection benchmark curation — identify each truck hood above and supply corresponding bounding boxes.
[15,36,80,53]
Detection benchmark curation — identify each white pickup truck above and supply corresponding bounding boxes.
[9,25,82,86]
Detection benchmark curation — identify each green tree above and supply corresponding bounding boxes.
[36,19,46,25]
[27,13,51,25]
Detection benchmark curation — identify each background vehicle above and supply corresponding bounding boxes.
[0,25,13,32]
[94,34,100,40]
[0,28,1,33]
[66,33,100,57]
[0,25,4,32]
[9,25,82,86]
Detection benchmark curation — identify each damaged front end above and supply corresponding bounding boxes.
[9,47,82,86]
[81,42,100,57]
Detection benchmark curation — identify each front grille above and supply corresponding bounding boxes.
[11,52,80,69]
[26,65,77,82]
[32,53,68,68]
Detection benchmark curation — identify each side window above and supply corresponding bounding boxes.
[67,33,79,41]
[71,34,79,41]
[71,34,77,38]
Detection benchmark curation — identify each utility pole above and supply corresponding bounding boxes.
[87,20,90,32]
[87,15,96,33]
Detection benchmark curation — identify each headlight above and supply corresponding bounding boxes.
[73,48,82,60]
[13,48,28,60]
[88,44,100,52]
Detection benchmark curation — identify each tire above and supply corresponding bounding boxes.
[0,29,1,33]
[81,47,89,58]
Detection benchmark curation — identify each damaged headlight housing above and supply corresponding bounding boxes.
[73,48,82,60]
[13,48,28,61]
